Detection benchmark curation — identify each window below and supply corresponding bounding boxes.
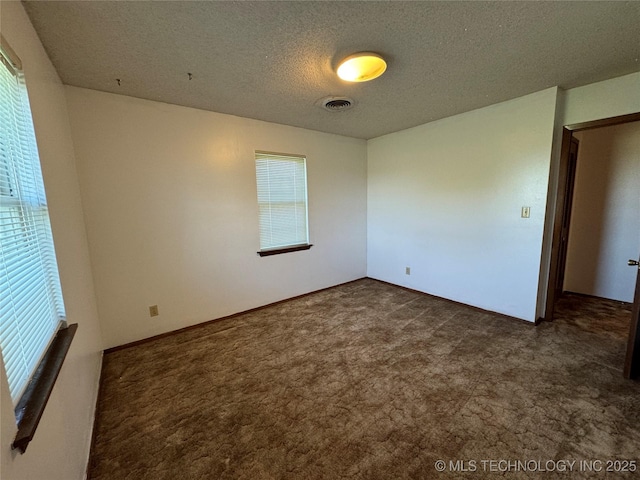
[0,36,75,453]
[255,151,311,256]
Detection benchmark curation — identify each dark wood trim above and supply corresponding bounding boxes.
[544,112,639,320]
[368,278,538,327]
[106,276,539,355]
[257,244,312,257]
[12,323,78,454]
[542,111,640,379]
[624,267,640,379]
[544,127,574,321]
[566,112,640,132]
[104,277,365,354]
[562,290,632,306]
[553,136,580,309]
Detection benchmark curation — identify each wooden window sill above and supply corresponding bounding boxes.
[12,323,78,454]
[257,244,313,257]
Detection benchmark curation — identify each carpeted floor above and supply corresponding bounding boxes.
[88,279,640,479]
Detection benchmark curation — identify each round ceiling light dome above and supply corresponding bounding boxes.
[337,52,387,82]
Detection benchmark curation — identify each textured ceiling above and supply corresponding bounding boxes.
[21,1,640,139]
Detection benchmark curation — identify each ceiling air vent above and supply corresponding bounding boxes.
[319,96,354,112]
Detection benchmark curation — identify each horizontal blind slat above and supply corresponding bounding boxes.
[0,57,66,406]
[255,153,309,250]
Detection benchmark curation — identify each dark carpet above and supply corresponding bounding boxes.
[88,279,640,479]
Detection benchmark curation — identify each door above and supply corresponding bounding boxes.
[554,137,579,299]
[545,113,640,321]
[624,258,640,379]
[544,113,640,378]
[545,128,573,320]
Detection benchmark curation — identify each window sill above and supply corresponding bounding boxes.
[257,244,313,257]
[12,323,78,454]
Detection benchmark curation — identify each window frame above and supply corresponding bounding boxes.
[255,151,312,256]
[0,34,77,454]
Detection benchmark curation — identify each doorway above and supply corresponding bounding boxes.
[545,112,640,379]
[553,136,579,301]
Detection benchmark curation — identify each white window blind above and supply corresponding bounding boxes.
[0,45,66,405]
[255,152,309,251]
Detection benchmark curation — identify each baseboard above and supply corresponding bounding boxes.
[104,277,368,354]
[562,290,633,306]
[366,276,537,327]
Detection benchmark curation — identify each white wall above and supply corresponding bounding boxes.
[0,6,634,473]
[367,88,558,322]
[562,72,640,126]
[65,87,368,348]
[0,2,104,479]
[536,73,640,316]
[563,122,640,302]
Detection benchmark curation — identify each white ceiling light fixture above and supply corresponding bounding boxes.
[337,52,387,82]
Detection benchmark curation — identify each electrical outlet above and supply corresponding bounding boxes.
[149,305,159,317]
[405,266,411,275]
